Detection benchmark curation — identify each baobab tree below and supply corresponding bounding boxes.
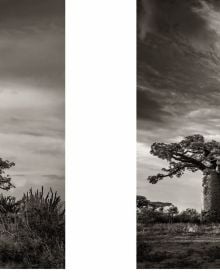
[148,134,220,219]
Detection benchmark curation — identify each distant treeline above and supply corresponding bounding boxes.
[137,195,218,224]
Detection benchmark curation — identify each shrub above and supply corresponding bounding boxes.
[19,187,65,244]
[175,209,201,224]
[0,195,19,214]
[0,187,65,268]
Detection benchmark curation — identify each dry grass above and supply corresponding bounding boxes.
[0,187,65,269]
[137,223,220,269]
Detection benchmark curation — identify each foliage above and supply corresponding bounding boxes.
[167,206,178,215]
[0,158,15,191]
[0,187,65,268]
[137,196,202,224]
[137,195,176,224]
[0,156,64,268]
[137,195,172,210]
[167,206,179,223]
[20,187,65,243]
[148,134,220,184]
[137,207,167,224]
[137,195,149,208]
[177,208,200,223]
[0,195,19,214]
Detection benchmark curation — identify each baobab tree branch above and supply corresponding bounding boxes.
[148,161,199,184]
[172,153,207,170]
[148,134,220,185]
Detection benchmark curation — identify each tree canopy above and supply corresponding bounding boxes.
[0,158,15,190]
[148,134,220,184]
[137,195,172,209]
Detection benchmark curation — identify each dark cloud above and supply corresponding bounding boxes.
[138,0,215,41]
[137,0,220,125]
[137,87,172,122]
[0,0,64,25]
[0,0,64,89]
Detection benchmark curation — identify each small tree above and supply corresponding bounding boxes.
[0,158,15,191]
[178,208,200,223]
[167,206,178,223]
[137,195,149,209]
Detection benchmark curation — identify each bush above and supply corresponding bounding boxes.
[0,187,65,268]
[19,187,65,244]
[137,208,169,224]
[136,196,203,224]
[175,209,201,224]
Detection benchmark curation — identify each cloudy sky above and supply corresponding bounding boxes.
[0,0,64,199]
[137,0,220,210]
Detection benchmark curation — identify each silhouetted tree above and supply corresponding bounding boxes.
[137,195,149,208]
[167,206,178,223]
[178,208,200,223]
[0,158,15,190]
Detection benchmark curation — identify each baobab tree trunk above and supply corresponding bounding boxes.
[203,170,220,218]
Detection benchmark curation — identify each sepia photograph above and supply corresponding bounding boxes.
[137,0,220,269]
[0,0,65,268]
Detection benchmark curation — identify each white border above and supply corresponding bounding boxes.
[70,0,136,277]
[3,0,219,278]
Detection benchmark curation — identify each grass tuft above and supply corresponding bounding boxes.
[0,187,65,268]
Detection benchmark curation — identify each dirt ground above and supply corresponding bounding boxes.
[137,223,220,269]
